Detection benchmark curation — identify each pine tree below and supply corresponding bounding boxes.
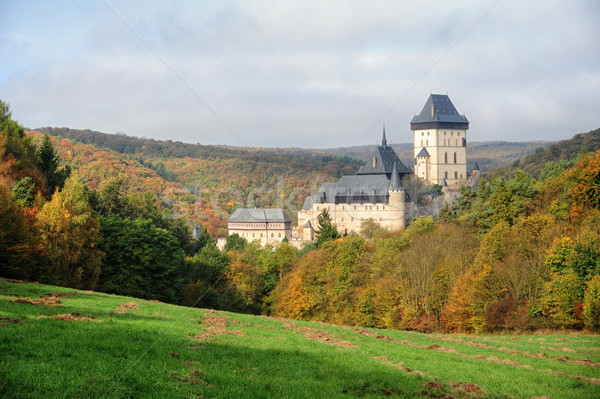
[36,134,69,194]
[315,208,340,247]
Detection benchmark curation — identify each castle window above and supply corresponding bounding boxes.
[260,233,263,238]
[444,152,448,164]
[252,233,255,238]
[420,140,423,146]
[454,171,458,179]
[278,233,281,237]
[445,171,448,178]
[341,217,344,221]
[376,206,379,210]
[271,233,274,238]
[342,206,345,210]
[444,131,447,135]
[382,206,385,210]
[427,132,430,136]
[453,152,457,164]
[451,132,453,136]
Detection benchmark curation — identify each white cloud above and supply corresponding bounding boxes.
[1,0,599,148]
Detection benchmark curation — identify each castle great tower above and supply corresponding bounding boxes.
[411,94,469,187]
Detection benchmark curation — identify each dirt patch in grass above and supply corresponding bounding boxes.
[190,310,244,342]
[422,382,444,390]
[114,302,141,313]
[275,318,358,348]
[426,335,600,368]
[14,295,62,307]
[372,356,409,371]
[0,317,21,325]
[347,327,600,386]
[40,312,95,321]
[451,382,485,395]
[171,369,211,386]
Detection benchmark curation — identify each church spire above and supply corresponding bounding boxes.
[382,123,387,148]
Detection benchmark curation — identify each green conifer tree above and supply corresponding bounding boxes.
[315,208,340,247]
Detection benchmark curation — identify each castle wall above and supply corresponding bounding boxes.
[228,222,292,247]
[298,194,407,236]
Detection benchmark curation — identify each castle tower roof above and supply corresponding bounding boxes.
[382,124,388,148]
[389,163,403,190]
[416,147,431,158]
[410,94,469,130]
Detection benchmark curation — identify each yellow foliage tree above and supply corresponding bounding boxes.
[36,174,102,289]
[442,264,492,333]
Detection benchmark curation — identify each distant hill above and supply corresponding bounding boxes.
[511,127,600,177]
[322,140,553,173]
[33,128,363,235]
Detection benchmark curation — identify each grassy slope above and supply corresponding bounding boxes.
[1,279,599,399]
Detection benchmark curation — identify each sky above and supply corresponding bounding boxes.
[1,0,599,148]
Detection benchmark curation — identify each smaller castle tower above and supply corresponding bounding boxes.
[387,163,406,230]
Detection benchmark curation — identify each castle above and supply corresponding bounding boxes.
[297,93,469,240]
[227,94,470,245]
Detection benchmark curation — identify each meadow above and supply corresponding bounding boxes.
[1,278,599,399]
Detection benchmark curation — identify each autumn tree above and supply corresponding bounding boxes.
[36,174,103,289]
[0,183,41,280]
[583,275,600,330]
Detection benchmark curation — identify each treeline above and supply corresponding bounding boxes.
[30,128,361,236]
[37,126,363,173]
[488,127,600,179]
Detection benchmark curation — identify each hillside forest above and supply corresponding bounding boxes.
[1,99,599,333]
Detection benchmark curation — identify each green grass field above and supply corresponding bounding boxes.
[1,278,599,399]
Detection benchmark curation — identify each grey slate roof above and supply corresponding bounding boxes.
[416,147,431,158]
[410,94,469,126]
[356,144,411,175]
[302,173,408,210]
[228,208,290,223]
[301,130,412,210]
